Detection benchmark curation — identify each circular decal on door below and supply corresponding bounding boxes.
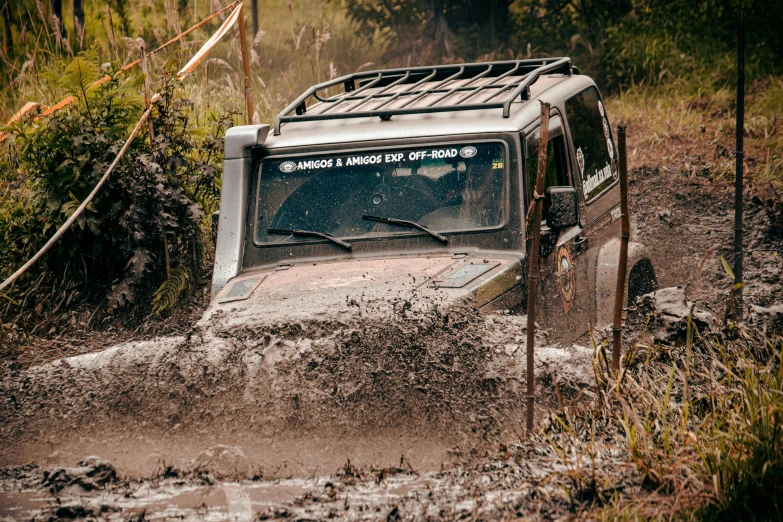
[555,244,576,314]
[459,146,478,158]
[279,161,297,173]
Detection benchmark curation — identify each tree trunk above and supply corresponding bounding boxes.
[425,0,452,60]
[2,2,12,56]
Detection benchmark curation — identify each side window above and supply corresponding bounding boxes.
[526,132,569,218]
[565,87,617,202]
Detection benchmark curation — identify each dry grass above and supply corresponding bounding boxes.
[1,0,380,126]
[607,77,783,191]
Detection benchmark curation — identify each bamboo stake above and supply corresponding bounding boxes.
[525,101,550,433]
[612,126,630,372]
[733,6,745,320]
[140,43,155,141]
[237,4,254,124]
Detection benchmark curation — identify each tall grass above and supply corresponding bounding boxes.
[1,0,380,125]
[544,320,783,520]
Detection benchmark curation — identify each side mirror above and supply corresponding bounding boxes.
[545,186,578,229]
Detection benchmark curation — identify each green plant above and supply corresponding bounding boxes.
[0,54,228,331]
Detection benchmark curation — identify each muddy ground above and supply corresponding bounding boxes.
[1,120,782,520]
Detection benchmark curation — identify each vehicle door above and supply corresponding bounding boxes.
[524,114,592,340]
[563,86,623,329]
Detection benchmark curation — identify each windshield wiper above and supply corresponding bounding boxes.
[362,215,448,244]
[267,228,352,251]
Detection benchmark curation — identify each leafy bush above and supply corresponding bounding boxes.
[0,54,229,333]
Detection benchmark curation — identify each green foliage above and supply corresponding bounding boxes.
[151,264,189,316]
[339,0,514,62]
[337,0,783,91]
[699,344,783,520]
[0,54,229,330]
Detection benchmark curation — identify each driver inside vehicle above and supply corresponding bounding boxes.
[418,160,503,231]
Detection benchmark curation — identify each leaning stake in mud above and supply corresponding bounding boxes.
[525,101,550,432]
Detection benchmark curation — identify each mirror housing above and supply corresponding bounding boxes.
[545,186,578,229]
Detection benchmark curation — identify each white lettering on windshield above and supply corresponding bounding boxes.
[280,148,464,172]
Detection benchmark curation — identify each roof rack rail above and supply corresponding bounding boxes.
[272,57,572,135]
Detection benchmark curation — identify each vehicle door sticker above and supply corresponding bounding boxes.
[598,100,618,178]
[582,163,613,198]
[555,244,576,313]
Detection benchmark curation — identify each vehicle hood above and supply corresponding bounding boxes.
[202,254,523,330]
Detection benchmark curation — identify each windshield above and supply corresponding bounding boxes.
[254,142,507,244]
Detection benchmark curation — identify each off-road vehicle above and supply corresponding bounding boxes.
[212,58,657,339]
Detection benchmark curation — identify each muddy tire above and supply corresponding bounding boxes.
[627,258,657,306]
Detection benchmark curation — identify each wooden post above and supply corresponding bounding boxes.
[237,4,254,124]
[612,126,630,372]
[733,6,745,320]
[525,101,550,434]
[163,235,171,279]
[141,42,168,280]
[140,43,155,141]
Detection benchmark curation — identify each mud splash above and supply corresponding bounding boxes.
[0,306,593,478]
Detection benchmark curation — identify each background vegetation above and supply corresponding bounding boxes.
[0,0,780,332]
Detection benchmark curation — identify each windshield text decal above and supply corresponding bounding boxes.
[279,148,463,172]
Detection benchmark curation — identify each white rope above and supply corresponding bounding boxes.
[177,2,243,80]
[0,95,160,294]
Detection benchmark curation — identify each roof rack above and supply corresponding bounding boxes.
[272,58,573,135]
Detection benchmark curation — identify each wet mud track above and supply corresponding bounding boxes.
[0,439,637,521]
[0,299,599,519]
[0,301,595,476]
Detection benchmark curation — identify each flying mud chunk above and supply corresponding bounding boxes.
[42,456,117,495]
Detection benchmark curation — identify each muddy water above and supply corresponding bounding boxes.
[0,480,314,521]
[7,432,459,478]
[0,438,611,521]
[0,475,458,521]
[0,285,600,522]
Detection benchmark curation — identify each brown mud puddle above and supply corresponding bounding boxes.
[0,437,634,521]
